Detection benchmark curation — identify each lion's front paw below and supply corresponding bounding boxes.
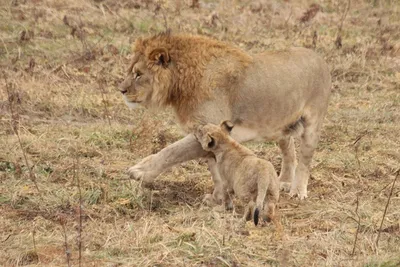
[127,155,160,183]
[127,166,145,181]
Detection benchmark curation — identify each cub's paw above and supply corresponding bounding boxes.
[202,193,224,207]
[212,205,226,213]
[202,194,215,206]
[225,200,233,211]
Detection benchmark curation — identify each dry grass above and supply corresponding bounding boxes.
[1,0,400,266]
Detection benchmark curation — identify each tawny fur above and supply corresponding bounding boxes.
[120,32,331,200]
[195,122,279,226]
[121,32,251,125]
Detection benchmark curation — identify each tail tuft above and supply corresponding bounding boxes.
[254,208,260,226]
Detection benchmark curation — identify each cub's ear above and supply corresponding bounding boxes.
[220,120,234,133]
[207,134,216,149]
[148,47,170,67]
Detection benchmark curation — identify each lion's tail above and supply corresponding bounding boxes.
[254,179,268,226]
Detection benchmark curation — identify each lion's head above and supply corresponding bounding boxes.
[119,33,175,110]
[195,121,234,152]
[119,32,251,123]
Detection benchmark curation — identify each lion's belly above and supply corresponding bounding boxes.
[231,125,281,143]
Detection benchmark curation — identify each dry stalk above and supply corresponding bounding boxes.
[155,2,169,31]
[352,132,367,169]
[335,0,351,49]
[312,31,318,49]
[32,227,37,255]
[60,216,71,267]
[63,15,100,61]
[1,36,9,56]
[98,77,111,126]
[351,193,361,256]
[74,156,83,267]
[299,4,321,23]
[284,6,293,39]
[375,169,399,249]
[4,77,40,194]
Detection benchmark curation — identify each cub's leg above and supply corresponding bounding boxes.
[128,134,208,185]
[265,189,279,222]
[290,119,323,199]
[224,188,234,210]
[264,167,280,222]
[241,200,255,226]
[278,136,296,192]
[203,156,224,206]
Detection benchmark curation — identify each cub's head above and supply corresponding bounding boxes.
[119,34,174,109]
[195,121,234,152]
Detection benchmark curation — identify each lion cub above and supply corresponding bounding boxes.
[195,121,279,226]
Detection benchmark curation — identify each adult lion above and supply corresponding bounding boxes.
[119,32,331,200]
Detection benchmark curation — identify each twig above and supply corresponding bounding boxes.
[351,194,361,256]
[98,76,111,127]
[4,77,40,193]
[312,31,318,49]
[60,216,71,267]
[2,234,12,242]
[338,0,351,32]
[74,156,83,267]
[32,228,37,252]
[161,7,169,31]
[351,131,368,169]
[335,0,351,48]
[284,6,293,39]
[1,36,9,55]
[375,169,399,249]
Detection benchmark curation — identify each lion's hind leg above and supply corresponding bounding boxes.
[278,136,296,192]
[290,117,323,199]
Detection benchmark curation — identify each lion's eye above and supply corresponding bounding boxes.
[134,72,142,81]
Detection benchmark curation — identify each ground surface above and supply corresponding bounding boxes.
[1,0,400,266]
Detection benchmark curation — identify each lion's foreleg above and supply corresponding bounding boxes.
[128,134,208,184]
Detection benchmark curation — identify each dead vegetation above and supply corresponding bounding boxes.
[1,0,399,266]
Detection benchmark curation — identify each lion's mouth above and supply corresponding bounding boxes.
[123,95,142,104]
[122,95,143,109]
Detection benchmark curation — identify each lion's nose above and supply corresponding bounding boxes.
[118,78,130,94]
[119,84,128,94]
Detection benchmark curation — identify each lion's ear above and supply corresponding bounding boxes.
[148,47,170,67]
[220,120,234,134]
[207,134,216,149]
